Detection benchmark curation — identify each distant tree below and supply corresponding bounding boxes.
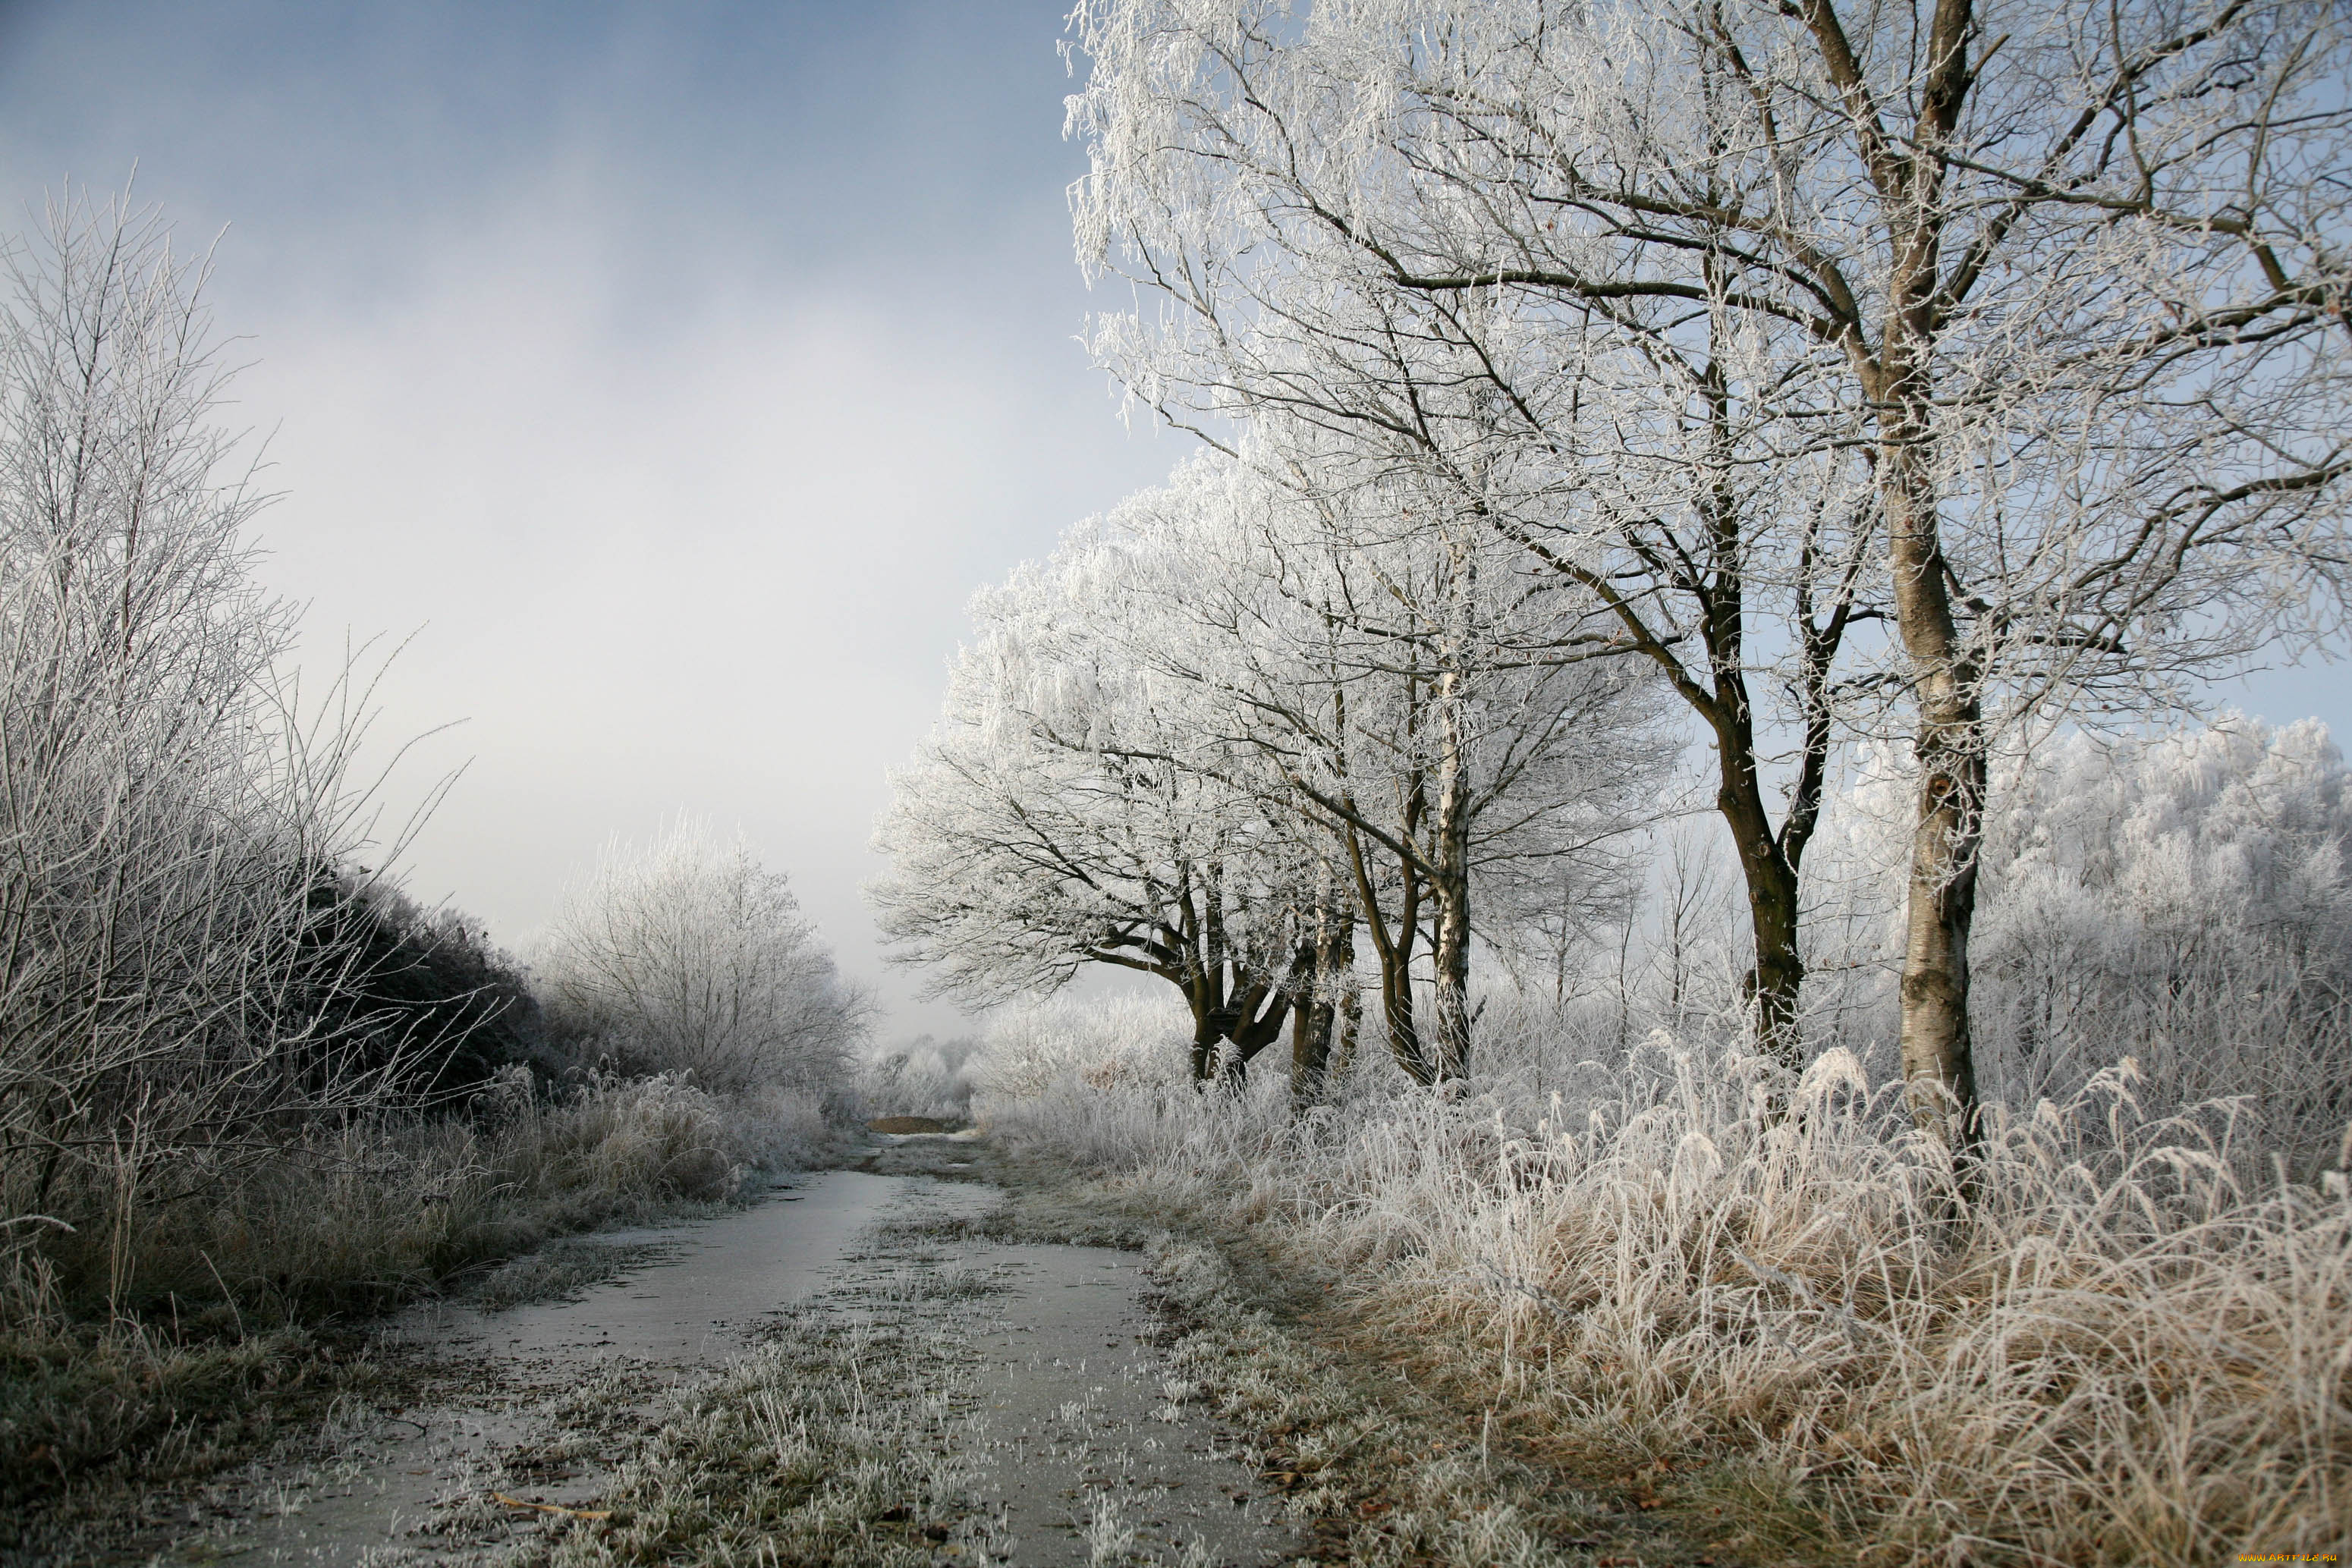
[537,819,866,1095]
[1821,716,2352,1160]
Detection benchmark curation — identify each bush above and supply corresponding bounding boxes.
[534,817,869,1095]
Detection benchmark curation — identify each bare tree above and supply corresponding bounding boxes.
[0,190,414,1275]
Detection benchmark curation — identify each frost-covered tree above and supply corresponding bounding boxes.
[538,819,866,1095]
[870,542,1317,1083]
[876,451,1665,1088]
[1068,0,2352,1136]
[1105,452,1669,1081]
[1068,1,1893,1064]
[0,191,410,1236]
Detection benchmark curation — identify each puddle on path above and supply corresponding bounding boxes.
[394,1169,938,1367]
[143,1146,1300,1568]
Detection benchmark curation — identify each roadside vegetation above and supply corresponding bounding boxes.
[868,4,2352,1563]
[0,193,866,1523]
[932,713,2352,1563]
[975,979,2350,1565]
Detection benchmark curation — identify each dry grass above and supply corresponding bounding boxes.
[0,1074,838,1516]
[501,1250,992,1566]
[984,1031,2352,1566]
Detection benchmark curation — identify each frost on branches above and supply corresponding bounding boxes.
[1066,0,2352,1137]
[872,453,1666,1091]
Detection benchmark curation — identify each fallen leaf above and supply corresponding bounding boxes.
[490,1494,611,1522]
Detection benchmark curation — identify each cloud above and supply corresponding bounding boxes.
[224,184,1175,1033]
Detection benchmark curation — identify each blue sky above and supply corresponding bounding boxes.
[0,0,2339,1039]
[0,0,1187,1035]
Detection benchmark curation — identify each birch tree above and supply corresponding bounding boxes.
[1068,0,2352,1138]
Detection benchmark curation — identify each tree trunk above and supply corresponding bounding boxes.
[1329,980,1360,1086]
[1288,983,1331,1106]
[1375,955,1430,1086]
[1880,395,1986,1147]
[1901,704,1984,1143]
[1184,957,1221,1083]
[1291,897,1352,1110]
[1344,821,1435,1086]
[1816,0,1986,1151]
[1709,705,1807,1061]
[1188,1001,1218,1084]
[1429,714,1473,1081]
[1427,534,1475,1080]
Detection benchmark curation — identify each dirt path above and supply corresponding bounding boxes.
[122,1135,1302,1568]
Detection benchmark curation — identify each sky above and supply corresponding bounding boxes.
[0,0,1190,1039]
[0,0,2341,1043]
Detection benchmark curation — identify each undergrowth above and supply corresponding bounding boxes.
[983,1031,2352,1566]
[0,1074,841,1519]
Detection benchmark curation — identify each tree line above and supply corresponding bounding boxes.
[0,192,866,1321]
[876,0,2352,1146]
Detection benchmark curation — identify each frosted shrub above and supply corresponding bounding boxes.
[973,992,1288,1175]
[508,1073,745,1206]
[1976,721,2352,1157]
[971,992,1192,1100]
[536,817,869,1095]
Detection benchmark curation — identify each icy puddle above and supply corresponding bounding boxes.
[146,1149,1301,1567]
